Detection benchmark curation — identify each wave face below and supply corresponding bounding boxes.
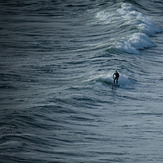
[0,0,163,163]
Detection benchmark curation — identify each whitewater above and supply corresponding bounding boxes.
[0,0,163,163]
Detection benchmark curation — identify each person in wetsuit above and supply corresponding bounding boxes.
[113,70,119,84]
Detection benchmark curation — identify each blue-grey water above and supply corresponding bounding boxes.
[0,0,163,162]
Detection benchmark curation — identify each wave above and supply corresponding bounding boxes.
[95,2,161,54]
[91,72,134,89]
[117,3,161,36]
[115,33,155,54]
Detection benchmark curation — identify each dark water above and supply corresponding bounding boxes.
[0,0,163,162]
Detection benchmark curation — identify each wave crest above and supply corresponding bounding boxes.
[95,2,161,54]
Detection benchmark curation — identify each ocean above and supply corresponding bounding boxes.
[0,0,163,162]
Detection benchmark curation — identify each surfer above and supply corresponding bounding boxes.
[113,70,119,84]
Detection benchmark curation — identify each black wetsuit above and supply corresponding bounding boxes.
[113,72,119,84]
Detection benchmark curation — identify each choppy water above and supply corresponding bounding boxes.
[0,0,163,162]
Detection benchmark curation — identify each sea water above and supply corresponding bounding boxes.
[0,0,163,162]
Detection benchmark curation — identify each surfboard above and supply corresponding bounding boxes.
[112,83,120,88]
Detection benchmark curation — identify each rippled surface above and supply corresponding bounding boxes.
[0,0,163,162]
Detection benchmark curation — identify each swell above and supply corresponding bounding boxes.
[0,1,163,163]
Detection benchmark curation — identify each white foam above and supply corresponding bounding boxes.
[95,7,119,24]
[138,21,161,36]
[116,3,160,54]
[94,2,161,54]
[118,3,161,36]
[115,33,155,54]
[95,2,161,35]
